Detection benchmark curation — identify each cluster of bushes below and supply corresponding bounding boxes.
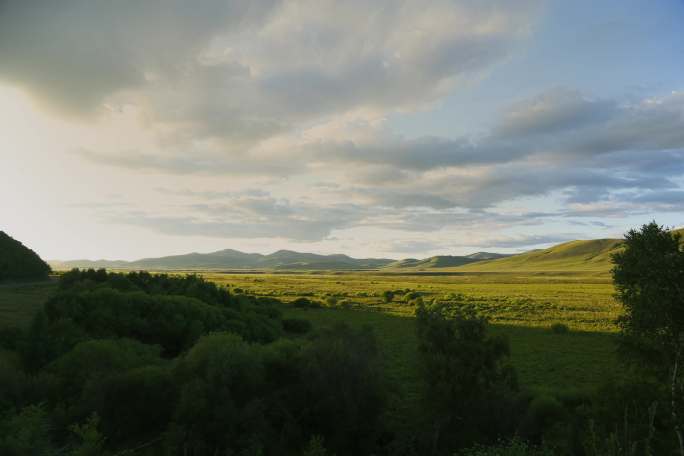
[0,269,388,455]
[381,289,425,305]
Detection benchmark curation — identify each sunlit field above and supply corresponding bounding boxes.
[199,271,620,391]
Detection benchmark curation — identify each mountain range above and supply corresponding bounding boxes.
[50,250,510,271]
[50,229,684,272]
[50,249,395,271]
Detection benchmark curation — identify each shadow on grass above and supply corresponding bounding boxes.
[281,304,620,396]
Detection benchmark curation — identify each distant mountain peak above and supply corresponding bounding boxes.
[51,248,395,271]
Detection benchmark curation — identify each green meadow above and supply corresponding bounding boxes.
[2,270,620,399]
[203,271,621,392]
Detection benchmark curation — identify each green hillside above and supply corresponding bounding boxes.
[0,231,51,280]
[459,228,684,272]
[385,252,513,270]
[458,238,623,272]
[385,255,482,269]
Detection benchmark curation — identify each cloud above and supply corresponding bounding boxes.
[493,88,617,137]
[103,194,370,242]
[0,1,279,115]
[0,0,540,146]
[75,149,299,176]
[3,1,682,256]
[465,233,578,249]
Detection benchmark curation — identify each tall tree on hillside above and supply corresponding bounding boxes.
[612,222,684,455]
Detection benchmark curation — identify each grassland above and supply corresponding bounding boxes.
[1,270,622,398]
[203,270,621,393]
[0,279,57,329]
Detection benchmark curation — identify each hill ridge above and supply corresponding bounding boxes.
[0,231,51,280]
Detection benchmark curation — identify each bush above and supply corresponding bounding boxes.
[283,318,313,334]
[96,365,176,443]
[519,395,567,439]
[550,323,570,334]
[404,291,422,302]
[292,297,322,309]
[325,296,338,307]
[382,290,394,303]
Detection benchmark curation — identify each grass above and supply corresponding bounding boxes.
[0,279,57,329]
[204,270,622,394]
[204,271,620,332]
[0,271,622,396]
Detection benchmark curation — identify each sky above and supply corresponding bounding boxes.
[1,0,683,261]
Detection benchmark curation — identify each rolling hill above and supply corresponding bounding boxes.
[0,231,51,280]
[456,238,623,272]
[50,249,395,271]
[457,228,684,272]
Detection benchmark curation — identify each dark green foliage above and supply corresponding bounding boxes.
[170,332,265,454]
[0,231,51,281]
[612,222,684,453]
[0,268,393,455]
[0,405,55,456]
[168,325,387,455]
[69,414,108,456]
[415,302,518,451]
[21,310,54,372]
[283,317,313,334]
[298,324,388,455]
[582,378,670,456]
[382,290,395,302]
[41,270,283,358]
[58,269,233,307]
[551,323,570,334]
[612,222,684,373]
[45,288,235,356]
[0,352,27,411]
[47,338,163,402]
[96,365,176,444]
[292,297,323,309]
[458,438,554,456]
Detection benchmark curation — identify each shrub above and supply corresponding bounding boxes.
[382,290,394,303]
[550,323,570,334]
[404,291,422,302]
[283,318,313,334]
[292,297,322,309]
[325,296,338,307]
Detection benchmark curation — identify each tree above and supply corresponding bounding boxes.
[415,302,518,453]
[0,231,51,281]
[612,222,684,454]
